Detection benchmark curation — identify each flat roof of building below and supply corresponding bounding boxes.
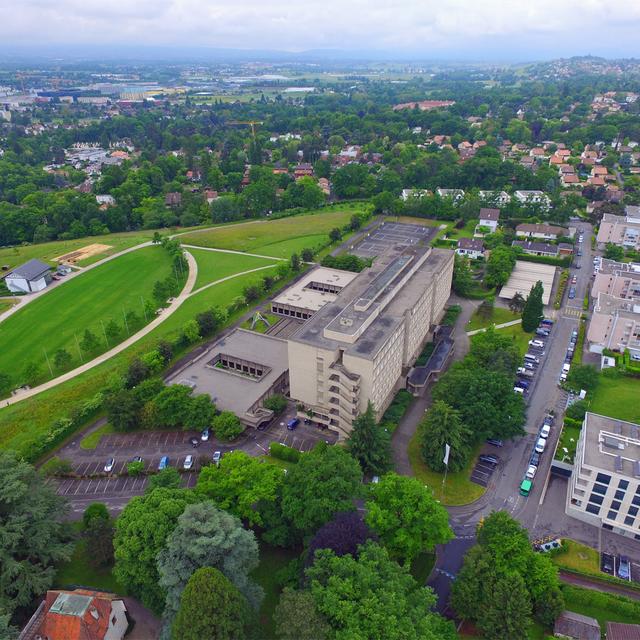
[351,221,437,259]
[291,244,452,359]
[582,412,640,478]
[165,329,288,422]
[272,266,357,312]
[498,260,556,305]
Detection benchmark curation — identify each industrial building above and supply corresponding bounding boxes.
[287,244,453,438]
[566,413,640,539]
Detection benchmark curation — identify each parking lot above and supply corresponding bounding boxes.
[352,221,436,258]
[470,458,498,487]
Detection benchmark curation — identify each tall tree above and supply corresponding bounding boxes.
[420,400,472,472]
[509,292,526,313]
[113,488,197,613]
[281,444,362,539]
[274,588,330,640]
[346,402,392,475]
[0,452,72,615]
[365,474,452,564]
[485,246,516,287]
[307,541,457,640]
[521,280,544,332]
[157,501,262,631]
[196,451,285,526]
[452,254,474,296]
[478,572,532,640]
[171,568,248,640]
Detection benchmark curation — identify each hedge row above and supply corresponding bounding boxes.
[517,253,572,268]
[269,442,301,463]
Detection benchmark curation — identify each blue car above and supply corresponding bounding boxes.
[158,456,169,470]
[287,418,300,431]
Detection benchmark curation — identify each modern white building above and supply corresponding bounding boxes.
[5,259,52,293]
[513,190,552,209]
[567,413,640,539]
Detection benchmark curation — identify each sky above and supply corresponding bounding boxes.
[1,0,640,61]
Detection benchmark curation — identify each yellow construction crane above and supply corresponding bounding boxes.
[227,120,264,138]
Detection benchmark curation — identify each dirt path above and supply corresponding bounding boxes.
[3,251,198,407]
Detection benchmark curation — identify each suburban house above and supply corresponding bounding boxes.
[19,589,128,640]
[512,240,559,258]
[5,259,52,294]
[475,208,500,235]
[401,188,430,201]
[553,610,600,640]
[515,223,569,241]
[606,622,640,640]
[436,188,465,202]
[596,208,640,251]
[513,190,552,209]
[478,190,511,207]
[456,238,485,259]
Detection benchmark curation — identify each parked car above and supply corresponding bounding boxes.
[568,287,576,299]
[602,555,614,574]
[524,362,537,370]
[212,451,222,465]
[479,454,499,466]
[517,380,530,389]
[189,437,199,447]
[571,275,577,284]
[486,439,504,447]
[513,386,525,394]
[525,465,537,480]
[529,339,545,349]
[544,415,555,426]
[530,452,540,466]
[540,424,551,439]
[104,457,115,473]
[287,418,300,430]
[183,455,194,470]
[536,328,550,337]
[158,456,169,470]
[130,455,143,463]
[517,367,534,378]
[201,429,210,442]
[575,262,581,269]
[577,249,582,256]
[618,555,631,580]
[524,354,540,363]
[535,438,547,454]
[541,319,554,326]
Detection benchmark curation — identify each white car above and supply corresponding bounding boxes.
[540,424,551,439]
[212,451,222,465]
[104,457,115,473]
[535,437,547,454]
[526,465,537,480]
[529,339,545,349]
[183,455,194,470]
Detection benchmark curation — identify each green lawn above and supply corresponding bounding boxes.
[55,523,124,594]
[590,374,640,423]
[466,306,520,331]
[0,229,154,270]
[0,246,174,390]
[188,247,278,289]
[179,208,362,256]
[80,423,115,450]
[0,265,282,456]
[251,543,300,639]
[0,299,17,314]
[495,322,531,356]
[555,423,581,463]
[408,430,485,506]
[241,312,280,334]
[561,584,640,631]
[552,539,600,574]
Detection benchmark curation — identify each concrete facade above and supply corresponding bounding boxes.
[597,209,640,251]
[587,293,640,357]
[287,245,453,438]
[591,260,640,301]
[567,413,640,540]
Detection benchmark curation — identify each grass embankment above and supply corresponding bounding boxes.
[466,306,520,332]
[551,539,600,574]
[0,246,174,388]
[495,322,531,356]
[80,423,115,450]
[0,299,17,314]
[408,430,485,506]
[189,248,278,290]
[180,207,363,258]
[591,374,640,423]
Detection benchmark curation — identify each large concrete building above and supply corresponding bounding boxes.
[591,259,640,301]
[587,293,640,358]
[596,207,640,251]
[567,413,640,539]
[287,245,453,438]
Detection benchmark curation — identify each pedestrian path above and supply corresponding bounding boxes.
[466,318,521,336]
[181,243,289,262]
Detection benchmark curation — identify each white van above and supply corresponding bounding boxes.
[514,386,525,394]
[529,339,544,348]
[524,354,540,363]
[562,363,571,374]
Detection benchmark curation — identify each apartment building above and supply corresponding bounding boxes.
[596,207,640,251]
[287,245,453,438]
[591,259,640,301]
[567,413,640,540]
[587,293,640,358]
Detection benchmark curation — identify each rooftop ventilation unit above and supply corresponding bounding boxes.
[615,455,624,472]
[603,435,625,450]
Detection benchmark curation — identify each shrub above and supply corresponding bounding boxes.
[83,502,110,528]
[41,456,73,477]
[269,442,301,463]
[263,394,288,414]
[127,461,145,477]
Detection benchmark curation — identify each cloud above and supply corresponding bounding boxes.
[1,0,640,58]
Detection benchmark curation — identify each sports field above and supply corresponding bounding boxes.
[179,208,362,257]
[0,246,174,388]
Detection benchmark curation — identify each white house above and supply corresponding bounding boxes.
[456,238,485,260]
[478,190,511,207]
[436,188,465,202]
[5,259,52,294]
[401,188,430,201]
[514,190,552,209]
[476,207,500,234]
